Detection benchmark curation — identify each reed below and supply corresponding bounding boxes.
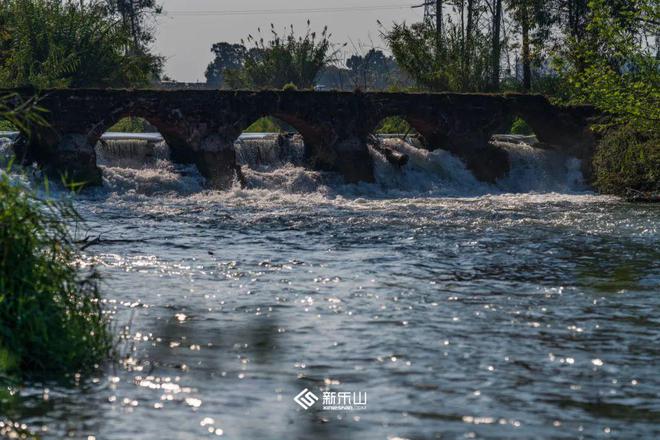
[0,172,113,378]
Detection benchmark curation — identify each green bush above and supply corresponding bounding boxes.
[593,126,659,197]
[244,116,297,133]
[107,117,157,133]
[0,120,16,131]
[282,82,298,91]
[0,173,112,377]
[376,116,416,134]
[509,117,534,135]
[244,117,284,133]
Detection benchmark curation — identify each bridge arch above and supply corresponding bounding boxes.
[94,117,169,171]
[233,115,304,169]
[367,110,452,151]
[87,108,218,175]
[371,115,422,145]
[88,109,186,152]
[235,111,334,172]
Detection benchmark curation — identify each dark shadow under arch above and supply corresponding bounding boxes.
[234,115,307,170]
[94,116,169,170]
[89,111,195,164]
[368,113,446,150]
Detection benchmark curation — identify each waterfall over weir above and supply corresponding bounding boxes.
[2,131,587,196]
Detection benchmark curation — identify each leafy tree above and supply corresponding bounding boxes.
[205,42,247,88]
[104,0,161,52]
[505,0,556,91]
[346,49,402,90]
[0,0,161,88]
[559,0,659,131]
[383,1,492,92]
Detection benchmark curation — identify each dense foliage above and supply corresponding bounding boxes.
[0,120,14,131]
[382,0,658,98]
[0,173,112,376]
[208,23,338,90]
[558,0,659,132]
[0,95,112,378]
[0,0,162,88]
[205,43,249,88]
[384,17,492,91]
[593,126,659,196]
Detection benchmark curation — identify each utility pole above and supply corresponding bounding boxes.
[412,1,443,55]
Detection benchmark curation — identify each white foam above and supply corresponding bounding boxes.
[235,134,305,169]
[99,160,204,197]
[369,139,488,196]
[0,136,14,163]
[493,140,587,193]
[5,130,597,202]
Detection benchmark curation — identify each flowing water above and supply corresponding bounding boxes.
[1,133,659,439]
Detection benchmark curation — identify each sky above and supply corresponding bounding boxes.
[154,0,422,82]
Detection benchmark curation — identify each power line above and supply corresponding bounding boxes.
[411,1,435,20]
[165,4,415,17]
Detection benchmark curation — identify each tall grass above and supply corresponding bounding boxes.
[0,172,113,377]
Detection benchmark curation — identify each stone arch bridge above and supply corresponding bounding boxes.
[4,88,598,188]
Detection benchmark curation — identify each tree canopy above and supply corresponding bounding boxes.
[0,0,162,88]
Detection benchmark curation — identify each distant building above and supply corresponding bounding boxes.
[155,81,214,90]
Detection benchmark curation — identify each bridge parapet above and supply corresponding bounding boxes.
[2,88,598,188]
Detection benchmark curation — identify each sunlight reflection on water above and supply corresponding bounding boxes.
[3,135,659,439]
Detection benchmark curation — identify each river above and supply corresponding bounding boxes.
[1,133,659,439]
